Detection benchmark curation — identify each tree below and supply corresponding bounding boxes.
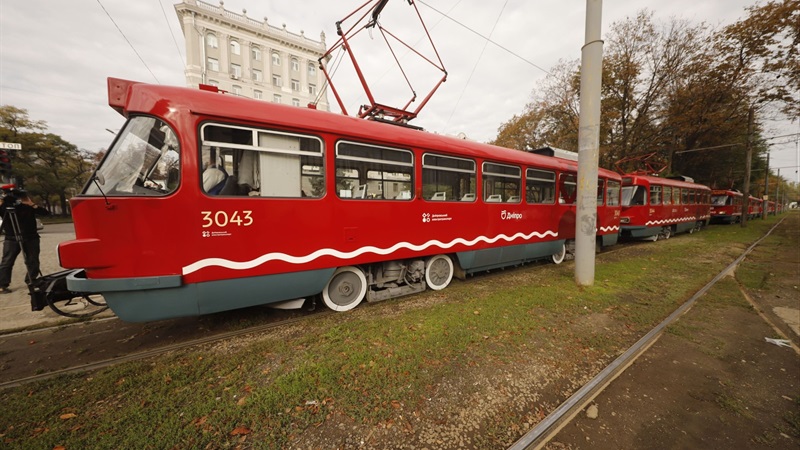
[0,105,95,213]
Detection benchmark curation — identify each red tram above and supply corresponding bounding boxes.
[747,195,762,219]
[620,174,711,240]
[710,189,743,224]
[58,78,622,322]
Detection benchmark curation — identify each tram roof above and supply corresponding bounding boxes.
[109,78,620,178]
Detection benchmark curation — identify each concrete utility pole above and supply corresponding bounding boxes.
[575,0,604,286]
[762,150,770,219]
[741,106,754,228]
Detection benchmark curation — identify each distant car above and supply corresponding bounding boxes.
[0,218,44,233]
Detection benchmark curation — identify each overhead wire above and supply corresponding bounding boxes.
[158,0,186,67]
[418,0,550,75]
[445,0,509,131]
[96,0,160,84]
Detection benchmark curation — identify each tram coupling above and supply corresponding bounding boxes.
[28,269,108,318]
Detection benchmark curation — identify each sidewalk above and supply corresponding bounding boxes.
[0,223,114,333]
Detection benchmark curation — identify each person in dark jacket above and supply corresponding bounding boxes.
[0,191,50,293]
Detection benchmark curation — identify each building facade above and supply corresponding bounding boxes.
[175,0,330,110]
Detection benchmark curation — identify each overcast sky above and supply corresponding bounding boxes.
[1,0,797,182]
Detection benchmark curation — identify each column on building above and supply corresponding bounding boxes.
[218,33,230,79]
[181,14,203,87]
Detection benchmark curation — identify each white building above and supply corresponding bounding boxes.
[175,0,330,110]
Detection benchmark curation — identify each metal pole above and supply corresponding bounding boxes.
[575,0,603,286]
[741,106,753,228]
[762,150,769,219]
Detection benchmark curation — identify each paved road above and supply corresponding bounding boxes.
[0,223,114,332]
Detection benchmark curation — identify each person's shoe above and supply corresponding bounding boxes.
[0,287,12,294]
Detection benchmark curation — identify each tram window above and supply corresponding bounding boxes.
[650,185,662,205]
[483,162,521,203]
[597,179,605,206]
[672,187,681,205]
[335,141,413,200]
[606,180,620,206]
[621,185,645,206]
[681,188,689,205]
[526,169,555,204]
[663,186,672,205]
[689,190,696,204]
[84,116,180,197]
[422,153,476,202]
[200,123,324,198]
[558,173,577,204]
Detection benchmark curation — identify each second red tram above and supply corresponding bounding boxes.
[58,78,622,322]
[620,175,711,240]
[710,189,743,224]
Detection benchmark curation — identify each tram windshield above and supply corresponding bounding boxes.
[621,185,645,206]
[84,116,180,196]
[711,195,729,206]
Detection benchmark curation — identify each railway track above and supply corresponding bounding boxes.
[0,309,332,390]
[507,216,787,450]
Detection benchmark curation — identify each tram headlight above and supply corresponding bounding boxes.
[620,217,630,224]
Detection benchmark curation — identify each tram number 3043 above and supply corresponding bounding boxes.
[200,210,254,228]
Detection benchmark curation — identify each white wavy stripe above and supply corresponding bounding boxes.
[645,216,701,226]
[598,225,620,233]
[183,230,559,275]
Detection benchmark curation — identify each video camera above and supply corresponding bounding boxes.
[1,183,24,205]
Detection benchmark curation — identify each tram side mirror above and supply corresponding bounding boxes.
[93,173,105,185]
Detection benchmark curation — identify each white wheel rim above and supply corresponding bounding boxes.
[322,266,367,311]
[425,255,453,291]
[552,242,566,264]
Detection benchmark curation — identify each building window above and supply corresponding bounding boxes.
[308,84,317,96]
[251,46,261,61]
[308,62,317,77]
[252,69,262,82]
[273,94,281,103]
[291,79,300,91]
[206,33,218,49]
[207,79,219,87]
[254,90,263,100]
[207,57,219,72]
[232,85,242,95]
[230,40,240,56]
[291,57,299,72]
[272,52,281,65]
[272,75,282,87]
[230,64,241,79]
[292,98,300,107]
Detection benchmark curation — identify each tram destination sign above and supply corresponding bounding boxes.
[0,142,22,150]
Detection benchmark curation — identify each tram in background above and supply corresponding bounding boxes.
[620,174,711,240]
[57,78,622,322]
[710,189,743,224]
[747,195,762,220]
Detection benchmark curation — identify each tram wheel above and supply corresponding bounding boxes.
[425,254,453,291]
[660,226,671,240]
[551,242,566,265]
[322,266,367,312]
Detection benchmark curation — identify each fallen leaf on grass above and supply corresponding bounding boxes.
[59,413,77,420]
[230,426,251,436]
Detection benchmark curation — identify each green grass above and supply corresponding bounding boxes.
[0,215,787,449]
